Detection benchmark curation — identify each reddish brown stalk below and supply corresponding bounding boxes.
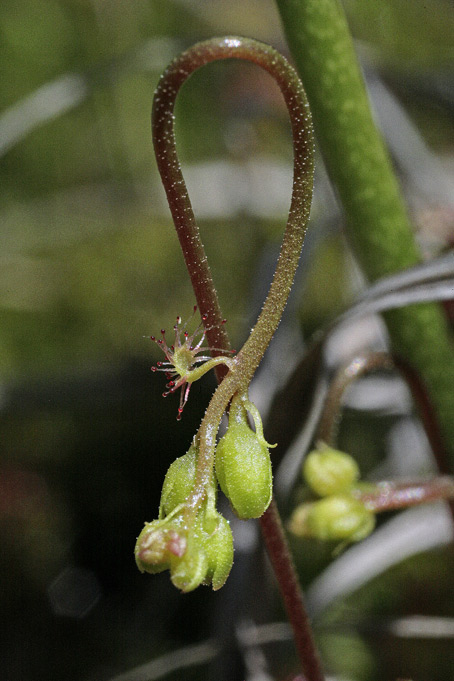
[260,501,325,681]
[316,351,394,445]
[356,477,454,513]
[152,36,324,681]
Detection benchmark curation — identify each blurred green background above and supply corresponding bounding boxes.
[1,1,453,680]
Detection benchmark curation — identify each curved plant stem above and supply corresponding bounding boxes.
[276,0,454,467]
[152,36,314,507]
[152,36,324,680]
[316,351,394,446]
[152,37,313,373]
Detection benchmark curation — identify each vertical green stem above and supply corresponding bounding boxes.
[275,0,454,464]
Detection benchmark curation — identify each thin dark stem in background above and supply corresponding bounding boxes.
[260,500,325,681]
[316,352,394,446]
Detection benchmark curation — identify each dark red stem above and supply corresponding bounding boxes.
[316,351,393,445]
[356,476,454,513]
[260,500,325,681]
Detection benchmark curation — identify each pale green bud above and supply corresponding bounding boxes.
[214,393,273,520]
[215,416,272,519]
[303,444,360,497]
[159,443,217,518]
[170,532,209,592]
[289,495,375,543]
[160,445,197,518]
[169,510,234,592]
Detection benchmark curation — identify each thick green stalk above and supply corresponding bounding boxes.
[276,0,454,464]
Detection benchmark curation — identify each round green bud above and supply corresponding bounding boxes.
[203,514,234,591]
[289,495,375,543]
[215,421,272,519]
[160,445,197,518]
[160,443,217,518]
[310,495,375,542]
[303,444,360,497]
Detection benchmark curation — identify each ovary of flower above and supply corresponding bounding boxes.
[150,306,235,419]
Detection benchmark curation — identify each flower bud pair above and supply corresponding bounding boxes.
[290,443,375,544]
[215,394,274,520]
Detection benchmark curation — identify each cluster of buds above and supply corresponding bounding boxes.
[135,391,276,591]
[137,311,277,591]
[135,444,234,592]
[288,443,375,545]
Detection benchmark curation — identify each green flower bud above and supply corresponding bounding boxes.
[303,444,360,497]
[170,511,234,592]
[203,514,234,591]
[135,516,186,575]
[289,495,375,543]
[215,395,272,520]
[170,532,209,592]
[159,443,217,519]
[135,504,234,592]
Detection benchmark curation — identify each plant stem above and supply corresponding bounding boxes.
[152,37,324,679]
[260,500,325,681]
[153,36,315,509]
[355,477,454,513]
[275,0,454,466]
[316,351,394,446]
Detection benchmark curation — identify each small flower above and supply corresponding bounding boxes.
[150,306,234,419]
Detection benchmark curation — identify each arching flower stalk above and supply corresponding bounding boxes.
[135,35,326,681]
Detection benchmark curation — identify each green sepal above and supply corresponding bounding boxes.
[203,514,234,591]
[169,531,209,592]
